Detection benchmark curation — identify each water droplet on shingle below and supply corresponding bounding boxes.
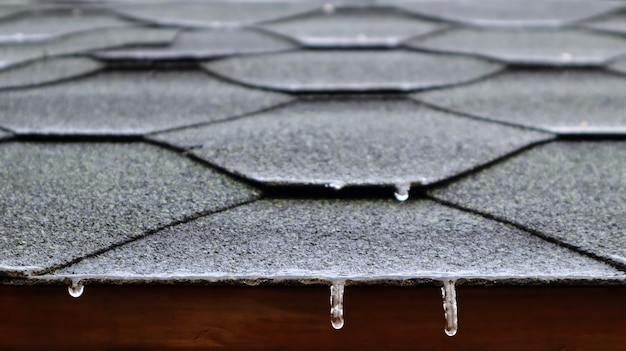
[330,282,345,329]
[326,182,345,190]
[323,3,335,15]
[394,183,410,202]
[441,279,458,336]
[68,279,84,298]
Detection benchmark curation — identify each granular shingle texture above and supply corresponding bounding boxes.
[0,26,178,70]
[395,0,622,28]
[260,7,443,48]
[0,1,624,288]
[152,98,551,188]
[0,8,132,43]
[431,141,626,268]
[57,199,625,281]
[407,28,626,66]
[95,29,296,61]
[205,50,503,92]
[0,70,293,135]
[415,70,626,134]
[0,57,102,90]
[114,2,318,28]
[0,142,259,275]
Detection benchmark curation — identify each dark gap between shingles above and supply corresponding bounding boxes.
[99,59,203,70]
[32,196,263,277]
[12,134,145,143]
[426,195,626,273]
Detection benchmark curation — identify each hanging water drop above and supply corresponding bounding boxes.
[326,182,345,191]
[393,183,410,202]
[441,280,458,336]
[68,279,84,298]
[330,282,345,329]
[323,3,335,14]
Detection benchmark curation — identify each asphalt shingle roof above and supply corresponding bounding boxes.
[414,69,626,135]
[204,50,503,92]
[0,70,292,135]
[259,7,444,48]
[0,0,624,287]
[0,57,102,90]
[95,28,297,61]
[0,142,259,276]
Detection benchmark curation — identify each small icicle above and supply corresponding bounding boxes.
[393,183,411,202]
[441,280,458,336]
[330,282,345,330]
[68,279,84,298]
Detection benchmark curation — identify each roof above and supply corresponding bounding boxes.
[0,0,624,288]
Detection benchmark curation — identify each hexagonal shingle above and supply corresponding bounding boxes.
[407,29,626,66]
[95,29,296,61]
[56,199,625,281]
[259,7,443,48]
[415,70,626,135]
[151,98,551,190]
[431,141,626,268]
[395,0,622,28]
[0,57,103,90]
[0,8,132,43]
[0,26,178,70]
[204,50,502,93]
[0,142,259,275]
[114,2,318,28]
[0,70,292,135]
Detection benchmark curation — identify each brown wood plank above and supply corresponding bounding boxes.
[0,285,624,350]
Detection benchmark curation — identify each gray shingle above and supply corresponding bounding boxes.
[0,26,178,70]
[414,70,626,135]
[0,70,292,135]
[113,2,318,28]
[0,57,102,90]
[609,56,626,76]
[394,0,623,28]
[431,141,626,268]
[0,8,132,43]
[204,50,503,92]
[582,11,626,35]
[0,142,259,275]
[260,7,443,48]
[55,199,625,282]
[95,29,296,61]
[151,98,551,189]
[407,28,626,66]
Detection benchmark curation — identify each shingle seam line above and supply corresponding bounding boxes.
[143,137,265,189]
[145,98,298,136]
[426,195,626,273]
[32,196,263,277]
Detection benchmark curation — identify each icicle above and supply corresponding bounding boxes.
[68,278,84,298]
[393,183,410,202]
[441,280,458,336]
[330,282,345,329]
